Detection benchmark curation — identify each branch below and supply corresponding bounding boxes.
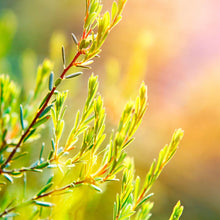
[0,51,82,170]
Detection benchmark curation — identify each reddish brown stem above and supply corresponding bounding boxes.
[0,51,82,170]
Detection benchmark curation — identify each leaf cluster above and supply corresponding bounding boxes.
[73,0,128,67]
[113,129,184,220]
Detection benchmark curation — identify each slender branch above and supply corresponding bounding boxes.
[1,156,56,175]
[0,180,85,218]
[0,51,82,170]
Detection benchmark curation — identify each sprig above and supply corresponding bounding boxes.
[64,74,98,154]
[76,0,128,64]
[92,82,148,182]
[0,79,149,218]
[0,0,127,171]
[51,91,68,157]
[113,129,184,220]
[133,129,184,210]
[169,201,184,220]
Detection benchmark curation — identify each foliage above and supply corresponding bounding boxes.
[113,129,184,220]
[0,0,183,219]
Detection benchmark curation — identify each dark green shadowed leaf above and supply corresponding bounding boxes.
[55,78,62,87]
[39,92,50,108]
[47,150,54,160]
[39,104,53,118]
[23,129,36,143]
[62,46,66,68]
[19,104,25,130]
[49,72,54,91]
[33,115,50,129]
[36,182,53,196]
[35,161,49,169]
[51,139,55,151]
[46,175,54,184]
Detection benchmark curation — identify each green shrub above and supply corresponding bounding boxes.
[0,1,183,219]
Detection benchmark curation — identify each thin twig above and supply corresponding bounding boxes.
[0,180,85,218]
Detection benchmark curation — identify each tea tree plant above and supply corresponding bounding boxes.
[0,0,184,219]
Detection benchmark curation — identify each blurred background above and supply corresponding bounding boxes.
[0,0,220,219]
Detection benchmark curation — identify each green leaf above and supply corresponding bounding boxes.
[111,1,118,20]
[169,201,184,220]
[36,182,53,196]
[112,15,122,27]
[94,134,106,151]
[19,104,25,130]
[85,12,98,29]
[56,120,64,141]
[89,184,102,192]
[116,193,120,214]
[55,78,62,87]
[84,114,95,124]
[47,150,54,160]
[62,45,66,67]
[23,129,36,143]
[39,92,50,108]
[3,173,13,183]
[65,72,83,79]
[47,164,58,169]
[134,202,153,220]
[51,139,55,151]
[46,175,54,184]
[49,71,54,91]
[33,115,50,129]
[10,171,23,177]
[103,11,110,29]
[134,176,140,202]
[35,161,49,169]
[39,142,45,161]
[34,201,54,207]
[136,193,154,209]
[13,152,28,161]
[2,129,7,141]
[39,104,53,118]
[113,202,117,220]
[122,138,134,149]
